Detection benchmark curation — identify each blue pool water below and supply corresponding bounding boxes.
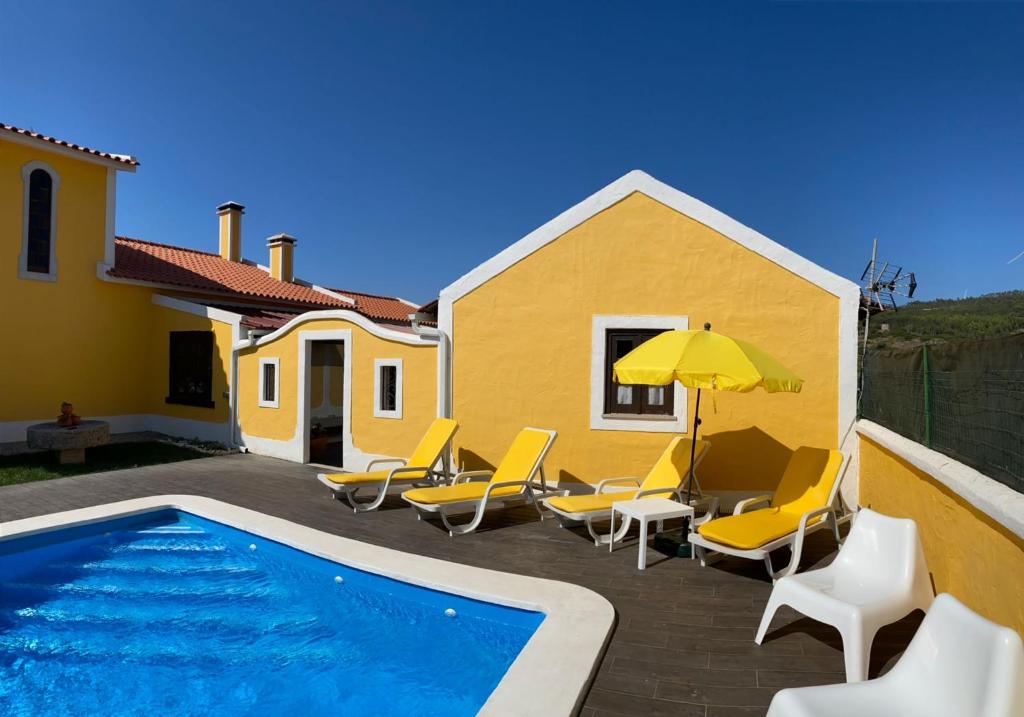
[0,510,543,716]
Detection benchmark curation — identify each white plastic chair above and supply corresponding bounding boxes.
[755,509,934,682]
[766,593,1024,717]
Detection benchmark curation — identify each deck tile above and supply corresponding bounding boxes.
[0,453,911,716]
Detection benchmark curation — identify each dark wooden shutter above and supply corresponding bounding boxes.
[604,329,674,416]
[166,331,214,408]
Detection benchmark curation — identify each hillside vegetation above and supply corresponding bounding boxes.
[866,290,1024,348]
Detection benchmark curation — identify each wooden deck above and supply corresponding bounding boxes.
[0,453,921,716]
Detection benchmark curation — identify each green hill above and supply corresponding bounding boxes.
[866,290,1024,348]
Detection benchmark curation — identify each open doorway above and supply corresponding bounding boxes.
[309,340,345,466]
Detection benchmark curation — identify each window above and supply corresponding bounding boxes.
[19,161,60,280]
[590,315,688,433]
[379,366,397,410]
[258,358,280,408]
[604,329,674,416]
[166,331,214,408]
[27,170,53,272]
[373,359,403,419]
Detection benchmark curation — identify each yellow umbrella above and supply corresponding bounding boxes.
[613,322,803,504]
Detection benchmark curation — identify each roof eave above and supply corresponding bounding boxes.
[1,126,139,171]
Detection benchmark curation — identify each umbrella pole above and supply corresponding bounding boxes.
[686,388,702,505]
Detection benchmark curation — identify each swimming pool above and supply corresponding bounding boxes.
[0,497,612,716]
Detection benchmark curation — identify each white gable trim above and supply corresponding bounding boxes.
[252,309,432,347]
[436,170,860,447]
[440,170,857,303]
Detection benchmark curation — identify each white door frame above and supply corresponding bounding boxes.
[297,330,352,464]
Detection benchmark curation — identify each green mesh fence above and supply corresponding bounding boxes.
[859,333,1024,495]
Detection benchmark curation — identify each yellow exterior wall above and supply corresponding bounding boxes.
[0,139,234,435]
[238,318,437,459]
[860,435,1024,635]
[450,192,840,491]
[147,305,234,425]
[0,140,153,422]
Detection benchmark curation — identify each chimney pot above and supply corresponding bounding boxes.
[217,201,245,262]
[267,233,297,283]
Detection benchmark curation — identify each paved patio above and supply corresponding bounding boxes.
[0,454,922,716]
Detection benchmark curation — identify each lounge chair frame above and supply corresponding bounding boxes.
[404,428,558,537]
[689,452,851,581]
[317,456,451,513]
[545,444,715,546]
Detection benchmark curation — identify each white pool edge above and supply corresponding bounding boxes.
[0,495,615,717]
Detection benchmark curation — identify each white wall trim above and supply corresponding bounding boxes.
[18,160,60,282]
[373,358,403,419]
[241,329,410,469]
[254,309,431,347]
[837,288,860,449]
[296,330,352,464]
[240,433,386,472]
[437,331,451,418]
[0,414,231,446]
[241,330,356,464]
[857,419,1024,539]
[590,315,689,433]
[103,167,117,266]
[152,294,243,329]
[0,129,138,172]
[258,357,281,409]
[436,170,859,447]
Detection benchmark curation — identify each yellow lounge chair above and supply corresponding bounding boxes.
[689,446,850,580]
[402,427,557,536]
[543,437,716,546]
[317,417,458,512]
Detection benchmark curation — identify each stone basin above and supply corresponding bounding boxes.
[26,420,111,464]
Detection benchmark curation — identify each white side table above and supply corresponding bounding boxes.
[609,497,694,570]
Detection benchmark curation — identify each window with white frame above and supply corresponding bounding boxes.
[20,161,60,281]
[373,358,403,419]
[258,358,280,408]
[590,315,689,433]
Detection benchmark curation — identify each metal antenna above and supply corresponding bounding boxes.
[858,239,918,398]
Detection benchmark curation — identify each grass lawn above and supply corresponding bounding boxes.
[0,441,209,487]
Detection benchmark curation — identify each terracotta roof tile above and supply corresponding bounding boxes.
[112,237,417,326]
[1,122,139,166]
[203,305,304,331]
[112,237,346,308]
[329,288,416,324]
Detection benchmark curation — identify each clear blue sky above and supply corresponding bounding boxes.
[3,1,1022,304]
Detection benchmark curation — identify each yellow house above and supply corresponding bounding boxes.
[427,171,860,501]
[0,123,858,491]
[4,121,1021,634]
[0,122,434,465]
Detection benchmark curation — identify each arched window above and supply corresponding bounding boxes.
[20,161,60,280]
[26,170,53,273]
